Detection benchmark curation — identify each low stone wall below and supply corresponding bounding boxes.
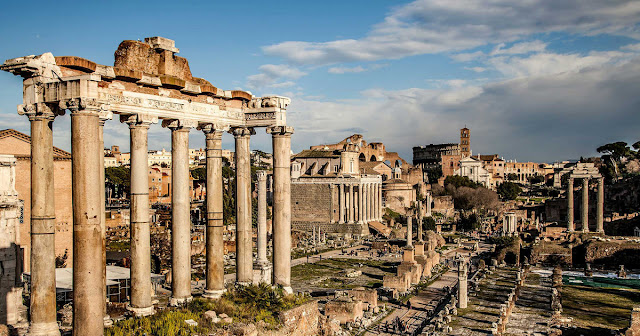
[584,240,640,268]
[325,298,364,324]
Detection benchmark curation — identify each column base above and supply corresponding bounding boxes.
[28,322,60,336]
[203,289,226,299]
[104,315,114,327]
[127,304,155,317]
[281,286,293,295]
[253,261,273,285]
[596,229,605,234]
[169,296,193,307]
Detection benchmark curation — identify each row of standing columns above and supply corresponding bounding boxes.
[337,183,382,224]
[567,176,604,233]
[25,100,294,335]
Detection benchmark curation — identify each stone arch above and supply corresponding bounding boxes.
[370,155,377,162]
[395,160,402,168]
[359,153,366,162]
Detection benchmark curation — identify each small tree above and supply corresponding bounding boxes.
[497,182,522,200]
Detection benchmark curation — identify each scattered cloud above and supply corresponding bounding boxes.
[246,64,307,91]
[287,55,640,162]
[328,64,388,74]
[465,66,486,73]
[263,0,640,65]
[490,40,547,56]
[328,66,366,74]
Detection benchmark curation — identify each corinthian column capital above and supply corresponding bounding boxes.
[199,123,228,139]
[266,125,294,136]
[19,102,61,121]
[230,127,255,138]
[120,113,157,128]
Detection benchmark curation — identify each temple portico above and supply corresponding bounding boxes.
[1,37,294,335]
[562,163,604,233]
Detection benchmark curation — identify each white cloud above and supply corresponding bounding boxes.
[287,56,640,163]
[246,64,307,91]
[490,40,547,56]
[263,0,640,65]
[488,50,633,78]
[451,51,484,62]
[328,66,366,74]
[464,66,486,73]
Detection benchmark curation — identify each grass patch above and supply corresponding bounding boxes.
[106,283,310,336]
[562,285,639,330]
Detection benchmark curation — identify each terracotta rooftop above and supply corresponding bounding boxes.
[0,129,71,158]
[293,149,340,159]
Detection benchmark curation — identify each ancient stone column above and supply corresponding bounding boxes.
[99,115,113,327]
[202,126,225,298]
[407,216,413,247]
[26,106,61,336]
[254,170,271,283]
[458,259,468,309]
[124,116,154,316]
[582,178,589,233]
[357,185,363,223]
[376,184,380,219]
[368,184,374,221]
[426,193,432,217]
[267,126,294,293]
[70,102,104,336]
[417,203,424,242]
[567,177,574,232]
[348,184,355,223]
[167,120,193,305]
[375,184,381,220]
[338,183,345,224]
[597,177,604,234]
[232,127,255,285]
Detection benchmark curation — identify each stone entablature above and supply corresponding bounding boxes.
[1,37,289,130]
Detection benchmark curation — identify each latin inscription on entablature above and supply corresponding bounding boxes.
[245,112,276,121]
[98,92,244,120]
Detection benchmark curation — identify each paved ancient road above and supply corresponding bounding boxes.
[363,242,490,336]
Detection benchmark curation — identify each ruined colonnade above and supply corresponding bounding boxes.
[337,182,382,224]
[566,176,604,233]
[2,37,293,336]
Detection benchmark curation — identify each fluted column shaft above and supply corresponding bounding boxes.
[338,184,345,224]
[348,184,354,223]
[169,125,192,304]
[127,121,153,315]
[582,178,589,233]
[232,127,254,285]
[369,184,374,220]
[268,126,294,293]
[597,177,604,233]
[203,128,225,298]
[71,109,104,336]
[567,177,574,232]
[358,185,364,223]
[378,184,382,219]
[28,113,61,336]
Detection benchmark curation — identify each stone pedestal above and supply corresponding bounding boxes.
[253,261,273,284]
[398,248,421,285]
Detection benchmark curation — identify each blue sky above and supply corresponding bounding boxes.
[1,0,639,163]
